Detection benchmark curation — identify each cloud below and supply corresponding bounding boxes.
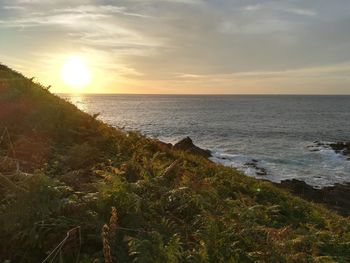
[241,3,317,17]
[283,8,316,17]
[0,0,350,93]
[2,5,25,10]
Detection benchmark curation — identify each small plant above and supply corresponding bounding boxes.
[101,207,118,263]
[102,224,113,263]
[109,207,119,262]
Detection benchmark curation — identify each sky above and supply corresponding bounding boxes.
[1,0,350,94]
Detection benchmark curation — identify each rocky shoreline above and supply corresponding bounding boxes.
[173,137,350,217]
[275,179,350,217]
[308,141,350,160]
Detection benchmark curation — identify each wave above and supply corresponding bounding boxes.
[209,140,350,188]
[210,151,273,180]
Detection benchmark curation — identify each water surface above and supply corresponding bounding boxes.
[60,94,350,188]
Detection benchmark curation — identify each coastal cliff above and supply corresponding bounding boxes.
[1,64,350,262]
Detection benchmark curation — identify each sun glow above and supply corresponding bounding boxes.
[61,56,91,91]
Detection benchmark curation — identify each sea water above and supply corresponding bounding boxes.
[60,94,350,188]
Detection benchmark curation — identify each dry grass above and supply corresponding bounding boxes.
[102,224,113,263]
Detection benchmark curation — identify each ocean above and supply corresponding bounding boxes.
[60,94,350,188]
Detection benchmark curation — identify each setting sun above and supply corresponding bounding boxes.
[61,56,91,90]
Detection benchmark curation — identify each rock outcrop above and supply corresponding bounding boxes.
[276,179,350,216]
[309,141,350,160]
[173,137,212,158]
[329,142,350,158]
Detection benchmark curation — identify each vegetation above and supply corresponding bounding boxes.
[1,64,350,262]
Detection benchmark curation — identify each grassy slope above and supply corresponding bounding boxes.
[0,64,349,263]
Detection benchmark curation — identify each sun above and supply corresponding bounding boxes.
[61,56,91,90]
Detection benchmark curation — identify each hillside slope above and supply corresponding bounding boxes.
[0,64,350,262]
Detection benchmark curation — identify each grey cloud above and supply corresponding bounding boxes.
[1,0,350,93]
[283,8,316,17]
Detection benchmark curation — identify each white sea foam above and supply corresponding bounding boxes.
[210,141,350,188]
[210,151,270,179]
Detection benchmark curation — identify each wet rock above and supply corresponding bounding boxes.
[307,144,320,151]
[244,160,267,176]
[308,141,350,159]
[173,137,212,158]
[256,169,267,176]
[276,179,350,217]
[311,150,319,153]
[313,141,325,147]
[329,141,350,157]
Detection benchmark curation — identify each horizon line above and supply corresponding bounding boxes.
[55,92,350,96]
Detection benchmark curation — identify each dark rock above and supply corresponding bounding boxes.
[306,144,321,152]
[277,179,322,200]
[245,162,257,166]
[308,141,350,159]
[313,141,325,146]
[329,142,347,153]
[309,148,320,152]
[173,137,212,158]
[276,179,350,217]
[328,141,350,159]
